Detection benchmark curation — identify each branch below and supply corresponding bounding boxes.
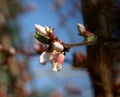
[63,38,120,48]
[0,44,38,56]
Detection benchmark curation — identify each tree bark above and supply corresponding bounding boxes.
[87,45,114,97]
[81,0,116,97]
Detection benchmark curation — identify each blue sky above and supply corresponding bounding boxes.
[16,0,93,97]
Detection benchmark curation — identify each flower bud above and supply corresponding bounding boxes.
[77,23,86,35]
[35,24,47,35]
[39,51,50,65]
[53,42,64,52]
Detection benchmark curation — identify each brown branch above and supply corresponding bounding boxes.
[0,44,38,56]
[63,38,120,48]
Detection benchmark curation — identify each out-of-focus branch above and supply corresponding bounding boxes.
[0,44,38,56]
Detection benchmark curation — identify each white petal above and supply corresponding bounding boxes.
[77,23,86,34]
[35,24,47,35]
[53,42,64,52]
[45,26,50,32]
[52,62,62,72]
[52,63,58,72]
[39,51,50,65]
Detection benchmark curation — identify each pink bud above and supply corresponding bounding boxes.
[54,54,65,64]
[84,30,93,37]
[35,24,47,35]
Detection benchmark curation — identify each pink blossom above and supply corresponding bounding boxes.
[50,50,65,72]
[54,53,64,64]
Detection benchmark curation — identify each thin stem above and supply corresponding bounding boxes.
[64,41,97,48]
[63,38,120,48]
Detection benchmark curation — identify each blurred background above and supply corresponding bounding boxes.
[0,0,97,97]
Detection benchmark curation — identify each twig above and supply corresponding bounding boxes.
[63,38,120,48]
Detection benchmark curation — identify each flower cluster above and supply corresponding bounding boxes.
[34,24,66,72]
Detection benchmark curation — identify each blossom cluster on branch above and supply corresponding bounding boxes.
[34,23,97,72]
[34,22,120,72]
[34,24,67,72]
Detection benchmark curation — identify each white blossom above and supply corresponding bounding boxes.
[39,51,50,65]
